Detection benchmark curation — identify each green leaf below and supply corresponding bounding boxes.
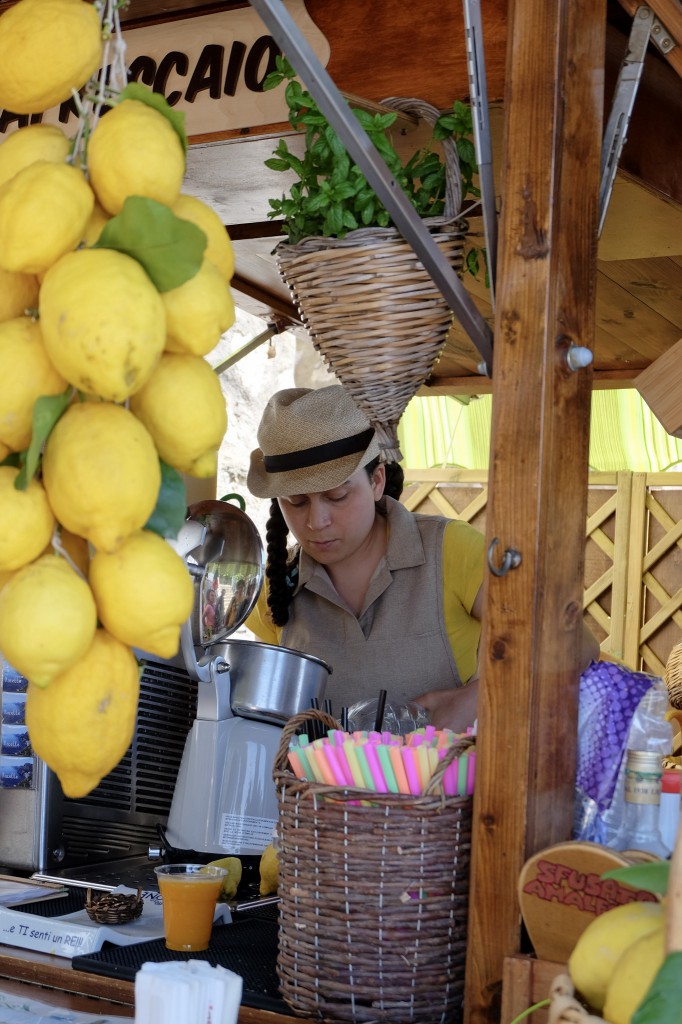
[117,82,188,154]
[632,952,682,1024]
[601,862,670,895]
[14,388,72,489]
[264,158,290,172]
[95,196,206,292]
[144,460,187,539]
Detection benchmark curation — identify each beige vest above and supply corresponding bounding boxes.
[281,499,462,711]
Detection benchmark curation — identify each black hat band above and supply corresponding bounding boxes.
[263,428,375,474]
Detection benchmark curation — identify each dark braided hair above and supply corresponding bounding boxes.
[265,457,405,627]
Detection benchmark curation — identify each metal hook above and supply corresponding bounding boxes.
[487,538,522,577]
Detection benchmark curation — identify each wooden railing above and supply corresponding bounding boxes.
[402,469,682,674]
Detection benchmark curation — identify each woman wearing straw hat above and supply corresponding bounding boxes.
[246,384,485,732]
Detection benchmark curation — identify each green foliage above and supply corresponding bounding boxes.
[264,57,483,271]
[116,82,189,154]
[632,951,682,1024]
[602,861,670,895]
[144,460,187,540]
[13,388,73,490]
[95,196,206,292]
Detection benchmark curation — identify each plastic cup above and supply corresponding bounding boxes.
[154,863,227,951]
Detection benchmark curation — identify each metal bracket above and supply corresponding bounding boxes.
[487,538,522,577]
[599,5,654,236]
[462,0,498,308]
[248,0,494,370]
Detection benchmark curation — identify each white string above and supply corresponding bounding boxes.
[69,0,129,170]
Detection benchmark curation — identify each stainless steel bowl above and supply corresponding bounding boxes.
[207,638,331,725]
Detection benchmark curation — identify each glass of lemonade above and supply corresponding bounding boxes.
[154,863,227,951]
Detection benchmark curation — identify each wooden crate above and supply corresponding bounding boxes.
[501,955,567,1024]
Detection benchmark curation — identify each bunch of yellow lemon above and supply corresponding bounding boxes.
[0,0,235,799]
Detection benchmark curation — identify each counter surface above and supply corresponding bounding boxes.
[0,944,300,1023]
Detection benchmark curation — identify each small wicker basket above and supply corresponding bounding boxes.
[275,97,467,464]
[664,640,682,710]
[85,887,143,925]
[274,709,473,1023]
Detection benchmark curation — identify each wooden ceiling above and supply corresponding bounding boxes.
[2,0,679,393]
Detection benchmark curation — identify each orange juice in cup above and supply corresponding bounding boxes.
[154,863,227,951]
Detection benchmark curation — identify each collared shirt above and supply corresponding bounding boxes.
[246,498,484,709]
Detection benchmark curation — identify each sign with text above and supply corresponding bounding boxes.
[0,0,330,139]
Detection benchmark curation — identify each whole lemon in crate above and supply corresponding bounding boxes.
[0,317,66,452]
[39,247,166,402]
[259,844,279,897]
[206,857,243,901]
[163,259,235,357]
[42,402,161,554]
[0,124,71,190]
[0,266,39,324]
[130,352,227,478]
[602,924,666,1024]
[26,628,140,799]
[89,529,194,660]
[172,193,235,281]
[0,553,97,687]
[0,0,103,115]
[87,99,185,215]
[568,900,664,1012]
[0,161,94,275]
[0,467,55,572]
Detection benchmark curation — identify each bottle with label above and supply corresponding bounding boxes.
[613,749,671,859]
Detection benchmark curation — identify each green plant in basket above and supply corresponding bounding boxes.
[263,56,486,279]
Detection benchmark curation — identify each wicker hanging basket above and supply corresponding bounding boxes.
[273,709,473,1023]
[275,97,467,463]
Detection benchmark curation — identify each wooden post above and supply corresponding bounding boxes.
[465,0,606,1020]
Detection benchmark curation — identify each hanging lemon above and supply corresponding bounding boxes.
[130,353,228,478]
[172,194,235,281]
[0,124,71,190]
[89,529,194,659]
[0,160,94,275]
[0,553,97,688]
[0,467,55,573]
[0,0,103,115]
[163,259,235,357]
[0,316,67,453]
[42,402,162,554]
[39,247,166,402]
[87,99,185,215]
[26,628,140,799]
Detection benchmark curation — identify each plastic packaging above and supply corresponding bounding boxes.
[346,697,430,736]
[573,663,673,844]
[600,681,673,848]
[659,768,682,851]
[612,749,670,858]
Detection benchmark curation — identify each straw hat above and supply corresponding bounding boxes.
[247,385,380,498]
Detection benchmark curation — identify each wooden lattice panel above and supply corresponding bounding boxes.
[403,469,682,671]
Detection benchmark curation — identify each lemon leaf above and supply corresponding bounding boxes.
[95,196,206,292]
[144,460,187,539]
[602,862,670,895]
[116,82,188,154]
[14,388,72,490]
[632,952,682,1023]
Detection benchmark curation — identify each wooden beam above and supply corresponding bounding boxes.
[464,0,605,1020]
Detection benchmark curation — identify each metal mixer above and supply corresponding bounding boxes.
[165,499,329,858]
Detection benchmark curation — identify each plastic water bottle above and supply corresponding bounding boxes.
[613,750,671,859]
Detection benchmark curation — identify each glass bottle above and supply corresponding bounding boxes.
[613,750,671,859]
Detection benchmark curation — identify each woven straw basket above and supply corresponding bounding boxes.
[273,709,473,1023]
[275,97,467,464]
[664,640,682,709]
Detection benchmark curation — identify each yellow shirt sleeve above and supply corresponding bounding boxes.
[441,520,486,685]
[244,583,281,646]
